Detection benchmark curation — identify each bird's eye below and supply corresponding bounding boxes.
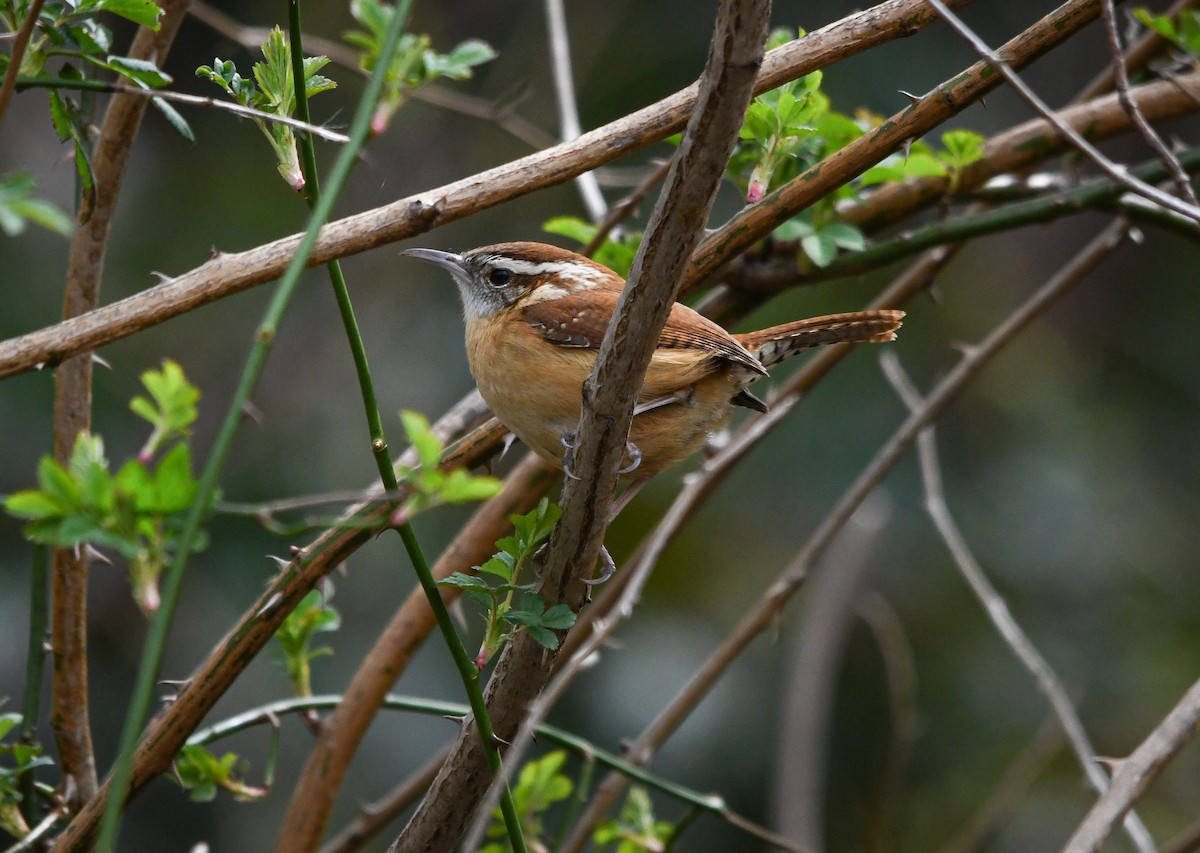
[487,267,512,287]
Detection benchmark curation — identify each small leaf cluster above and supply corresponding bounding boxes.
[724,29,870,267]
[0,713,54,839]
[543,216,642,278]
[3,360,203,615]
[344,0,496,135]
[273,584,341,698]
[1,0,183,197]
[439,499,574,669]
[196,26,337,190]
[1134,7,1200,57]
[397,409,503,515]
[173,744,267,803]
[724,28,989,269]
[0,171,71,236]
[479,750,574,853]
[593,787,675,853]
[860,128,986,192]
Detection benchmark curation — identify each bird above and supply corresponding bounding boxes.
[401,241,903,478]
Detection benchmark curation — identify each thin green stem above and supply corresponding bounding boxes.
[19,544,50,829]
[284,4,525,850]
[188,695,725,819]
[92,2,416,849]
[816,146,1200,280]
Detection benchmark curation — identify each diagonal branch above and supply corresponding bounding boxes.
[392,2,771,851]
[880,347,1155,853]
[0,0,975,381]
[558,218,1132,851]
[1063,674,1200,852]
[926,0,1200,225]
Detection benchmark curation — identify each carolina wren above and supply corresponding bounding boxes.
[401,242,903,477]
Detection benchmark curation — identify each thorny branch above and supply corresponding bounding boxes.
[880,345,1155,853]
[392,2,771,850]
[0,0,975,381]
[557,220,1133,851]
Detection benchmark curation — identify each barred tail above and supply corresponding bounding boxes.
[736,310,905,368]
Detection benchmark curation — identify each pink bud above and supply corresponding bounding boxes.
[746,179,765,204]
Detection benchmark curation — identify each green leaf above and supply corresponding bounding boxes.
[437,469,503,503]
[477,552,515,581]
[801,232,837,268]
[0,173,71,237]
[150,96,195,142]
[438,572,493,591]
[539,603,577,631]
[524,625,558,650]
[542,215,598,245]
[93,0,163,28]
[105,54,172,87]
[152,443,196,513]
[5,489,68,520]
[400,410,442,471]
[823,222,866,251]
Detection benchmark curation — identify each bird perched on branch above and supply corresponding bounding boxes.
[401,241,903,478]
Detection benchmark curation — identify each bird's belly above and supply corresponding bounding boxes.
[466,319,743,474]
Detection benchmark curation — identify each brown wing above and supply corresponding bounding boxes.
[521,288,766,375]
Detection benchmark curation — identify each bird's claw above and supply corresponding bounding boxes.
[617,440,642,475]
[584,545,617,586]
[560,429,581,480]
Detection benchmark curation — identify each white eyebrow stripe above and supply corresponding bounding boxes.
[482,257,610,289]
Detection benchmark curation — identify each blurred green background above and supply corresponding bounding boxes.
[2,1,1199,850]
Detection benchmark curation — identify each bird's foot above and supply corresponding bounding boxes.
[560,429,581,480]
[584,545,617,587]
[617,440,642,475]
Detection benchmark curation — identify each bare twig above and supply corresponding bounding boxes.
[879,343,1156,853]
[17,77,351,143]
[926,0,1200,226]
[1063,674,1200,852]
[545,0,607,222]
[558,220,1130,851]
[1077,0,1200,100]
[1100,0,1199,205]
[0,0,45,128]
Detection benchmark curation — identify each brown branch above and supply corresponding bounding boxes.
[48,393,495,852]
[844,71,1200,236]
[49,0,190,811]
[393,2,771,851]
[0,0,974,382]
[926,0,1200,224]
[274,453,556,851]
[558,219,1129,851]
[0,0,45,128]
[684,0,1129,288]
[1063,674,1200,852]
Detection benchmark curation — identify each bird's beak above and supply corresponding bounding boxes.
[399,247,466,275]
